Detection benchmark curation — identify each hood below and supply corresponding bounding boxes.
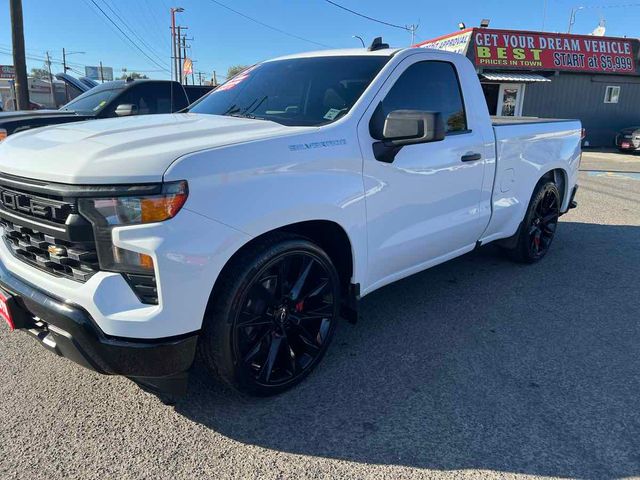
[0,110,75,121]
[0,113,304,184]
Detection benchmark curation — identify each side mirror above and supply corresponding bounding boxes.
[114,104,138,117]
[372,109,446,163]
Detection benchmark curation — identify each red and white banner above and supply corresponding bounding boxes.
[0,65,15,79]
[183,58,193,76]
[419,28,638,75]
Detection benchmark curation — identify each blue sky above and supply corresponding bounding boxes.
[1,0,638,81]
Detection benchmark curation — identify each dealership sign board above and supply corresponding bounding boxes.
[0,65,15,79]
[419,29,473,55]
[85,66,114,82]
[418,28,638,75]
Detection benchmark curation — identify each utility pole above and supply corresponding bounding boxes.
[180,33,194,86]
[99,61,104,82]
[188,41,195,86]
[45,52,56,107]
[181,32,187,85]
[213,70,217,86]
[61,49,84,101]
[9,0,29,110]
[197,71,203,86]
[176,26,182,84]
[407,24,418,46]
[170,7,184,83]
[62,48,68,102]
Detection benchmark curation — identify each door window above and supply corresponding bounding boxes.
[376,61,467,133]
[107,82,175,116]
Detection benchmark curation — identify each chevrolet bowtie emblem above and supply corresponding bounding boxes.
[48,245,66,256]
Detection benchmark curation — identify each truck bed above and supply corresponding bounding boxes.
[491,116,578,126]
[479,117,582,246]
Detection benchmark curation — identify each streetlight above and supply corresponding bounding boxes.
[61,49,85,101]
[62,49,85,73]
[352,35,365,48]
[171,7,185,82]
[568,6,584,33]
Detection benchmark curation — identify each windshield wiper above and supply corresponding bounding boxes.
[227,112,257,119]
[222,96,268,120]
[246,95,268,115]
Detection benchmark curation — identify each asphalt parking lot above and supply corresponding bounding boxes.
[1,150,638,479]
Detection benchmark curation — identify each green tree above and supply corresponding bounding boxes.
[30,68,50,79]
[227,65,249,79]
[119,72,149,80]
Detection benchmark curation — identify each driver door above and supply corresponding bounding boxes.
[358,54,492,291]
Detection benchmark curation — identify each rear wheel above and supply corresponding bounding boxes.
[506,181,560,263]
[199,234,340,396]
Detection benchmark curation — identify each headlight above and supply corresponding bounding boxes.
[79,180,188,274]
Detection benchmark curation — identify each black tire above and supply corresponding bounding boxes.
[198,233,341,396]
[506,180,561,264]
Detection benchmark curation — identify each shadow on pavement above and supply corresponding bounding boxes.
[176,221,640,478]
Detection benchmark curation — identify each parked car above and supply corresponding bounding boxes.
[0,45,580,401]
[184,84,215,103]
[1,99,46,111]
[0,79,211,141]
[615,126,640,152]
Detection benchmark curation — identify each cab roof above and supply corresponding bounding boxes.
[267,47,403,62]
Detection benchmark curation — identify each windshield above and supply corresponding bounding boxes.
[189,56,390,126]
[60,85,125,115]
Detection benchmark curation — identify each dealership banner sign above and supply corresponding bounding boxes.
[419,28,638,75]
[0,65,15,79]
[419,30,473,55]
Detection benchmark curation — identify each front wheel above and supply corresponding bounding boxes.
[199,234,341,396]
[506,181,561,263]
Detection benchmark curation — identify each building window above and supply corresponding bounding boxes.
[604,86,620,104]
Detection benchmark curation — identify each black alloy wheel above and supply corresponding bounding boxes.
[528,185,560,260]
[506,180,561,263]
[233,250,337,389]
[199,235,340,395]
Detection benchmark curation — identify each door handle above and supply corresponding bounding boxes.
[461,152,482,162]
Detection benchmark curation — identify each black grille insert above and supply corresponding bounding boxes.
[123,273,158,304]
[1,219,99,282]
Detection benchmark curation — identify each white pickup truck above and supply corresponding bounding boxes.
[0,44,580,400]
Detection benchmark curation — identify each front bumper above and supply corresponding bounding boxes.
[0,260,198,396]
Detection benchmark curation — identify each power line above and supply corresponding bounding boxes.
[141,0,172,47]
[85,0,170,73]
[99,0,166,63]
[0,47,73,68]
[323,0,411,31]
[582,2,640,8]
[208,0,333,48]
